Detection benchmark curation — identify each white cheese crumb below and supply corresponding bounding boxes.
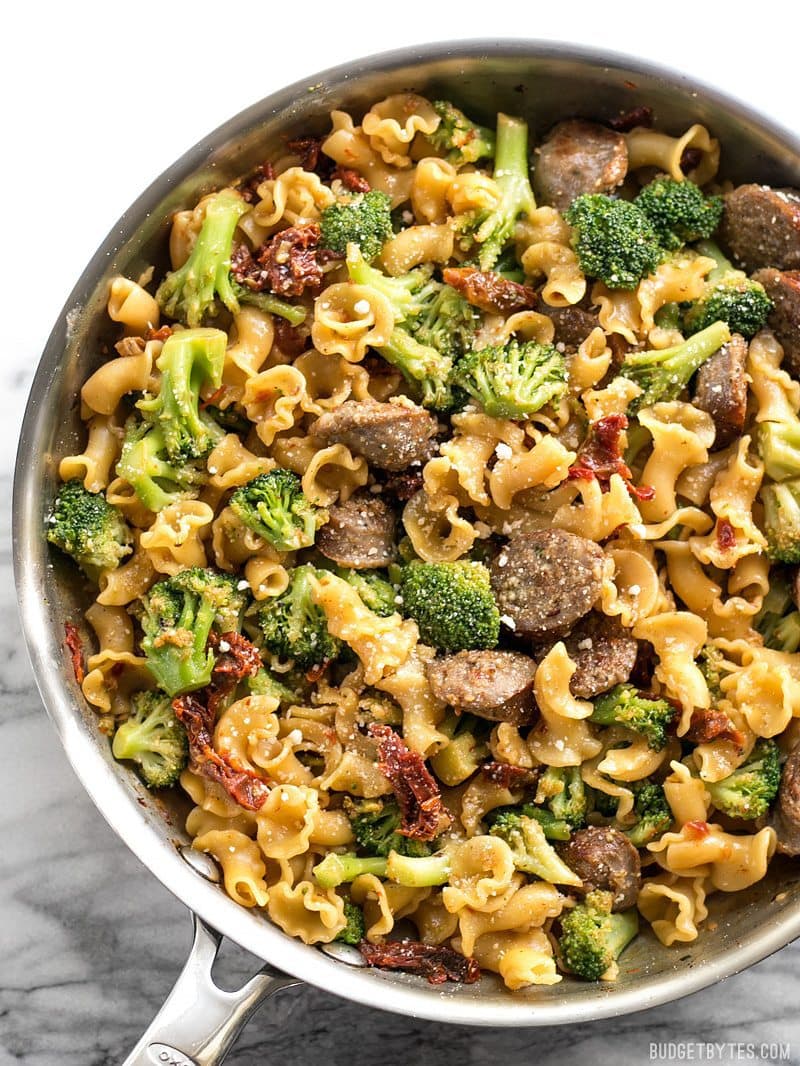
[495,442,513,461]
[353,299,370,315]
[218,639,231,653]
[287,729,303,745]
[627,523,647,539]
[500,614,516,630]
[554,739,565,751]
[236,579,250,591]
[628,583,641,596]
[577,637,593,651]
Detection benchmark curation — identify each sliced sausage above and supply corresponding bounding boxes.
[559,826,641,911]
[310,399,438,473]
[536,299,600,350]
[533,120,628,212]
[489,529,605,641]
[536,613,638,699]
[719,185,800,272]
[692,333,749,449]
[773,746,800,856]
[752,269,800,379]
[425,650,538,726]
[316,492,396,569]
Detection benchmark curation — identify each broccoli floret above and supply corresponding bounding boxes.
[758,420,800,483]
[705,739,781,820]
[335,900,366,945]
[230,470,327,552]
[762,479,800,563]
[490,812,582,886]
[755,572,800,652]
[590,684,677,750]
[621,320,731,412]
[564,194,663,290]
[137,328,226,462]
[698,644,726,702]
[398,561,500,652]
[469,113,535,270]
[157,189,250,327]
[140,568,247,696]
[634,176,723,251]
[319,189,392,261]
[485,803,572,841]
[46,480,132,578]
[116,419,206,513]
[428,100,496,166]
[411,283,480,362]
[558,890,639,981]
[624,780,672,847]
[683,240,773,339]
[452,338,568,419]
[345,247,457,411]
[247,666,299,705]
[344,796,433,858]
[537,766,588,830]
[339,569,396,617]
[111,690,188,789]
[258,563,342,670]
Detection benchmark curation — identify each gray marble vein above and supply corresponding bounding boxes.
[2,448,800,1064]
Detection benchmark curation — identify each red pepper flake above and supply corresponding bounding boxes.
[173,693,270,811]
[369,724,451,841]
[64,622,85,684]
[608,105,653,133]
[200,385,226,411]
[331,166,371,193]
[716,518,737,552]
[358,940,480,985]
[685,820,710,840]
[481,760,538,790]
[145,325,173,342]
[569,413,655,502]
[685,708,745,749]
[443,266,538,315]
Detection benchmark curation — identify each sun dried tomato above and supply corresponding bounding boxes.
[331,166,370,193]
[608,105,654,133]
[685,708,745,749]
[443,266,538,315]
[369,724,451,841]
[716,518,737,552]
[273,318,310,358]
[481,760,538,790]
[64,622,85,684]
[569,413,655,502]
[358,940,480,985]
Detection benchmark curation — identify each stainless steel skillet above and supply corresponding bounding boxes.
[13,39,800,1066]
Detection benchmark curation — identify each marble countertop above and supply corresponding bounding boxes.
[5,8,800,1064]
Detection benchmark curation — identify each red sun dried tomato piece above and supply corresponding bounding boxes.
[443,266,538,315]
[569,413,655,502]
[369,724,451,841]
[359,939,480,985]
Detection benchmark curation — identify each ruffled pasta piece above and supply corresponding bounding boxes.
[748,329,800,422]
[662,760,711,825]
[597,725,676,782]
[520,207,585,308]
[294,350,371,414]
[311,571,418,685]
[600,539,671,628]
[350,874,432,941]
[253,166,335,229]
[553,473,642,542]
[403,488,477,562]
[490,435,575,510]
[223,308,275,394]
[193,829,269,908]
[96,534,157,605]
[214,694,281,775]
[636,252,715,335]
[300,443,368,507]
[379,224,454,276]
[107,275,160,335]
[182,768,251,819]
[455,881,565,957]
[267,880,346,944]
[411,157,457,223]
[311,283,395,362]
[528,643,602,767]
[721,655,800,738]
[582,375,642,422]
[625,123,720,184]
[255,785,318,861]
[442,836,517,913]
[637,403,716,523]
[568,328,613,392]
[648,822,776,892]
[242,364,308,446]
[659,541,761,641]
[377,646,448,757]
[591,282,642,345]
[468,928,562,989]
[460,775,520,838]
[633,612,710,734]
[362,94,439,167]
[322,111,415,206]
[81,344,157,417]
[638,873,709,947]
[206,434,273,491]
[411,891,460,944]
[59,414,123,493]
[580,760,635,823]
[139,500,213,575]
[688,438,766,569]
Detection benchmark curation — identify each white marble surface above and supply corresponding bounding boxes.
[5,5,800,1063]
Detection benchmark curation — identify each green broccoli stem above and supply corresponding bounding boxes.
[758,421,800,482]
[233,283,307,326]
[606,909,640,962]
[379,328,453,410]
[624,320,731,412]
[385,851,451,887]
[313,853,388,888]
[477,114,535,270]
[694,239,734,282]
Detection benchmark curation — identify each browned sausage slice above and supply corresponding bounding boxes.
[719,185,800,272]
[692,333,749,449]
[536,613,638,699]
[752,269,800,379]
[533,120,628,212]
[316,492,397,569]
[425,650,538,725]
[310,399,438,472]
[536,300,601,350]
[773,746,800,856]
[489,529,605,641]
[559,826,641,911]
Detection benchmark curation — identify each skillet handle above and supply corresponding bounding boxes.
[122,912,301,1066]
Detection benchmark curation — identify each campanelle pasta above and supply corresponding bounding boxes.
[47,94,800,994]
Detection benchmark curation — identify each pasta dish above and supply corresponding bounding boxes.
[47,93,800,990]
